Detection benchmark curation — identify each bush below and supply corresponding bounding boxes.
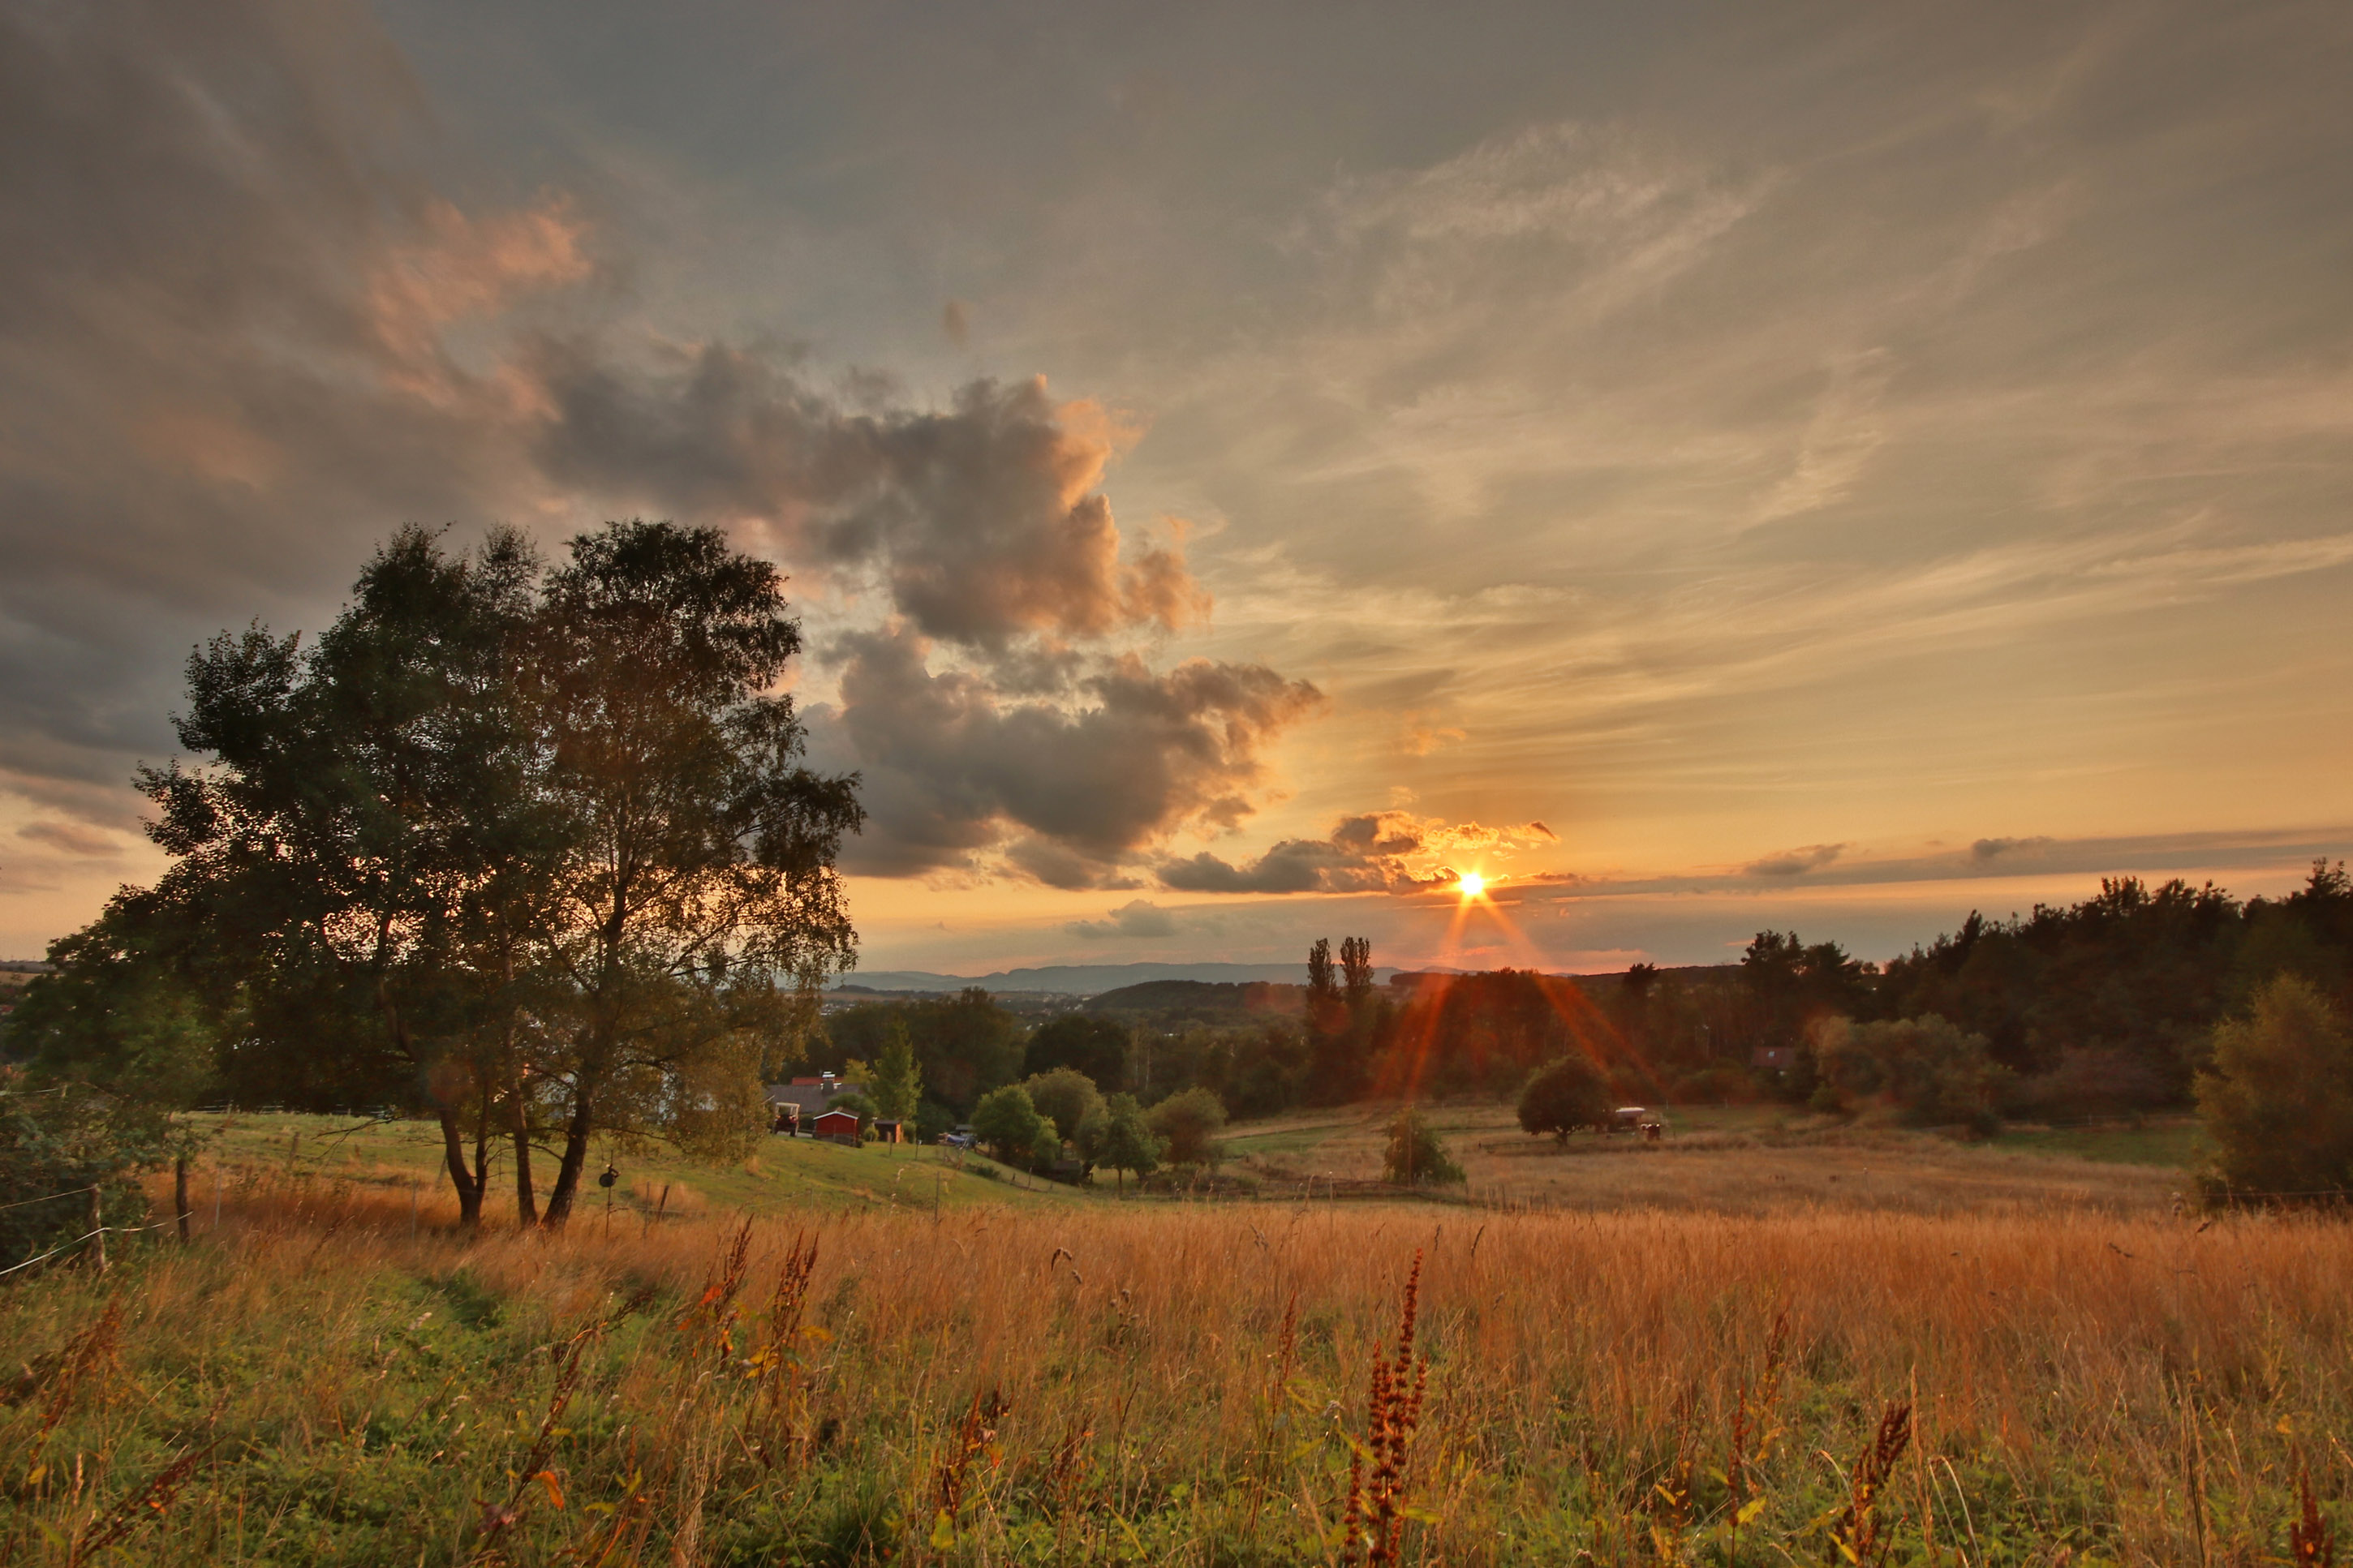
[0,1067,170,1269]
[1813,1015,2007,1131]
[2006,1045,2175,1121]
[1517,1055,1614,1142]
[1383,1107,1464,1184]
[1146,1087,1226,1168]
[2197,974,2353,1201]
[1081,1093,1164,1189]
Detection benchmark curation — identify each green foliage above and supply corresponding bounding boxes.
[913,1100,957,1145]
[1085,1093,1164,1188]
[1382,1106,1464,1184]
[1813,1015,2007,1132]
[821,990,1024,1114]
[970,1085,1054,1164]
[1021,1066,1105,1145]
[2197,973,2353,1199]
[1023,1012,1130,1091]
[1516,1055,1615,1142]
[0,1068,172,1269]
[36,522,865,1229]
[1146,1086,1226,1168]
[872,1020,922,1123]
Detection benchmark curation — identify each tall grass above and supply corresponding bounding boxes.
[2,1171,2347,1563]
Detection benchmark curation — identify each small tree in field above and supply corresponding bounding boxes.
[1086,1093,1164,1191]
[2198,974,2353,1201]
[1023,1066,1105,1145]
[1383,1107,1464,1184]
[1146,1087,1226,1168]
[1518,1055,1614,1143]
[972,1085,1053,1166]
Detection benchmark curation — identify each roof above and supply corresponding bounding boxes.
[767,1080,866,1107]
[811,1107,862,1127]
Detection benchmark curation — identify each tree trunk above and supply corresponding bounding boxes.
[510,1099,540,1227]
[435,1103,484,1227]
[540,1090,596,1227]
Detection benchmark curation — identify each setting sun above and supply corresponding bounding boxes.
[1456,872,1486,899]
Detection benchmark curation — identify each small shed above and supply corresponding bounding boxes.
[871,1119,904,1145]
[811,1107,862,1145]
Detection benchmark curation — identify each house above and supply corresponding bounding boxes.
[765,1073,867,1135]
[809,1106,862,1145]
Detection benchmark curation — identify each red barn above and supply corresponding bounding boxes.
[811,1108,862,1145]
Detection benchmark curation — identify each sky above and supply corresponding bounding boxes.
[3,0,2351,977]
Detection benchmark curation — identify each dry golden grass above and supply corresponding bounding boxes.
[2,1162,2348,1564]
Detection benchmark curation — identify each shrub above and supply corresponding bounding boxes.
[1383,1107,1464,1184]
[914,1099,957,1145]
[1146,1087,1226,1168]
[1517,1055,1615,1143]
[2007,1045,2174,1122]
[1813,1015,2007,1132]
[2197,974,2353,1201]
[0,1067,170,1269]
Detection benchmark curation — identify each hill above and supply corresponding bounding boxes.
[1082,978,1305,1022]
[829,960,1358,995]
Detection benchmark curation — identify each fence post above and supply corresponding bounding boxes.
[174,1155,191,1243]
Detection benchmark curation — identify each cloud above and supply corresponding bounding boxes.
[1065,899,1179,939]
[531,349,1207,649]
[15,820,120,857]
[1742,843,1848,878]
[805,624,1323,888]
[0,1,1313,916]
[1971,836,2055,862]
[1158,811,1558,895]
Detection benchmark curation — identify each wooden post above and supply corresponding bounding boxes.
[174,1155,191,1243]
[88,1184,106,1274]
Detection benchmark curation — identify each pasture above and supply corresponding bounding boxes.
[2,1107,2346,1566]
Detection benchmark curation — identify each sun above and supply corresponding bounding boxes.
[1456,871,1486,899]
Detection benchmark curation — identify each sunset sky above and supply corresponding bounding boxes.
[4,0,2351,976]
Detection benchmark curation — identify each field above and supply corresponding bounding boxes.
[1224,1102,2200,1216]
[4,1110,2348,1566]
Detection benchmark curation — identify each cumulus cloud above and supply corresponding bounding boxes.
[804,625,1323,888]
[0,0,1318,913]
[1066,899,1178,939]
[530,348,1206,648]
[1158,812,1557,894]
[1742,843,1848,878]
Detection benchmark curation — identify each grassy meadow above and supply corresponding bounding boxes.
[3,1110,2347,1565]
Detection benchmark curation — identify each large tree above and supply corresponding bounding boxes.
[523,521,861,1224]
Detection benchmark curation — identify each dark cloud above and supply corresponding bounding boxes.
[530,345,1207,649]
[0,0,583,811]
[1065,899,1178,939]
[0,0,1318,918]
[16,821,121,858]
[805,625,1323,887]
[1158,811,1557,894]
[1742,843,1848,878]
[1972,836,2055,862]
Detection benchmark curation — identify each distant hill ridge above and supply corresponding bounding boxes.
[829,961,1322,997]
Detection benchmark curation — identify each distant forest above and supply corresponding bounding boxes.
[804,864,2353,1127]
